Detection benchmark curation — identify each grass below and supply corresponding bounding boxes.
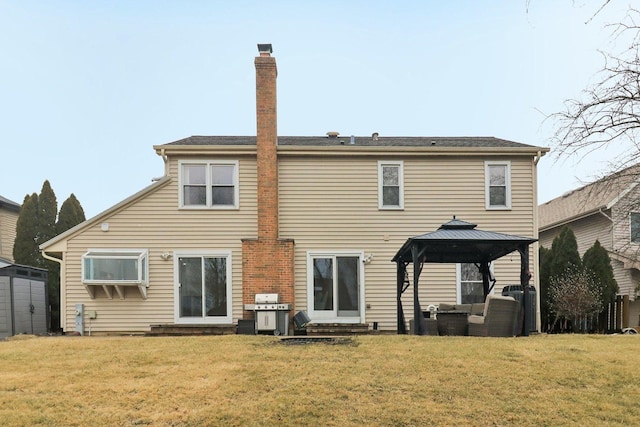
[1,334,639,426]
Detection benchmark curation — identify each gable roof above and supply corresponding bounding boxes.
[0,195,20,213]
[162,135,540,149]
[539,164,640,231]
[156,135,548,159]
[39,177,171,254]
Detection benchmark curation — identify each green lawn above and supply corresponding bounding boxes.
[1,334,638,426]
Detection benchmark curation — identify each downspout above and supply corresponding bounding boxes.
[160,148,169,176]
[41,250,65,332]
[532,151,542,332]
[534,150,542,166]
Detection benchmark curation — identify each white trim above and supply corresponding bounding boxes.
[456,262,493,304]
[306,250,365,323]
[81,248,148,284]
[485,160,511,210]
[173,250,233,324]
[630,212,640,245]
[178,159,240,210]
[378,160,404,210]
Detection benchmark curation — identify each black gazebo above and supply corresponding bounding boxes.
[392,218,537,336]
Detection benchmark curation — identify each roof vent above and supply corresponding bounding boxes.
[326,131,340,138]
[372,132,379,141]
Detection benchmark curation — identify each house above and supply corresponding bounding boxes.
[40,45,548,335]
[539,166,640,329]
[0,195,20,265]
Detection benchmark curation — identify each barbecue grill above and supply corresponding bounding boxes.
[244,293,292,335]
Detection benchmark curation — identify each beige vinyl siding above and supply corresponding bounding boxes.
[279,155,538,330]
[539,212,613,253]
[60,156,257,333]
[611,186,640,253]
[0,209,19,262]
[539,212,639,300]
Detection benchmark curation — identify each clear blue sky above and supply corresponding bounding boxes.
[1,1,633,218]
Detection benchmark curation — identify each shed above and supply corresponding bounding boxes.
[0,263,48,338]
[392,218,536,336]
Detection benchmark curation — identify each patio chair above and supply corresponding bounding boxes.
[468,294,519,337]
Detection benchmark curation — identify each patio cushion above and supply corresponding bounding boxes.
[468,294,519,337]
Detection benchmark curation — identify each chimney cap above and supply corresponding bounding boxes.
[257,44,273,54]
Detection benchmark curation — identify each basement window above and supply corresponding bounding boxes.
[82,249,148,299]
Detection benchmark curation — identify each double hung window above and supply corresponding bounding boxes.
[457,263,487,304]
[378,161,404,209]
[485,161,511,209]
[631,212,640,243]
[180,160,239,208]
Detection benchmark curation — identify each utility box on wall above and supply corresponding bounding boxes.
[0,264,48,339]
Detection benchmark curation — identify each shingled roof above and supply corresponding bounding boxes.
[539,165,640,230]
[163,135,538,149]
[0,195,20,212]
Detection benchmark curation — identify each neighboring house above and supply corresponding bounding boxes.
[40,45,548,335]
[0,195,20,263]
[539,166,640,328]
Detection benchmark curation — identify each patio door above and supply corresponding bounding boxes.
[175,252,232,324]
[307,252,364,322]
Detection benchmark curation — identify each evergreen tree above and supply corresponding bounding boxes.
[546,226,582,332]
[48,193,86,332]
[539,246,552,331]
[13,193,39,266]
[582,240,618,304]
[549,226,581,277]
[37,182,59,331]
[37,181,58,250]
[56,194,86,234]
[583,240,619,332]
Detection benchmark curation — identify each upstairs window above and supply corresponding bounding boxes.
[180,160,239,209]
[485,161,511,210]
[82,249,148,284]
[378,161,404,209]
[631,212,640,243]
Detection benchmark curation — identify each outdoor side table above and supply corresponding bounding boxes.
[436,311,469,336]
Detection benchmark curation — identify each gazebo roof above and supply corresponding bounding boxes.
[392,218,537,264]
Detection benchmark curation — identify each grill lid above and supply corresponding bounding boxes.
[255,293,279,304]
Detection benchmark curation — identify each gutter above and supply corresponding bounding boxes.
[41,251,62,263]
[534,150,544,166]
[539,207,608,232]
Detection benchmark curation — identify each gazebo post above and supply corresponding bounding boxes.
[396,261,407,334]
[480,261,491,299]
[519,245,531,337]
[411,245,425,335]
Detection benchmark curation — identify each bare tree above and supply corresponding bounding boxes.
[549,266,603,332]
[552,7,640,172]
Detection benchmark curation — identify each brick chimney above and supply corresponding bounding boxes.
[242,44,295,312]
[255,43,279,240]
